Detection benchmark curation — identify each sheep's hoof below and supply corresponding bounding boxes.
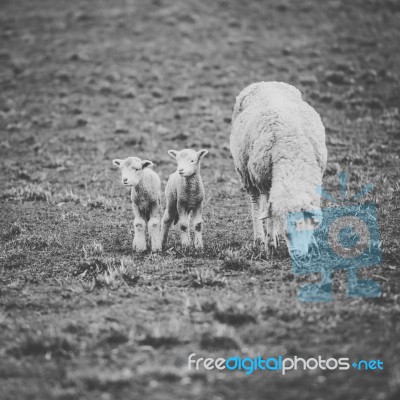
[133,243,147,252]
[252,239,265,253]
[264,243,276,259]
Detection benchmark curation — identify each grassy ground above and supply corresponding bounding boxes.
[1,0,400,399]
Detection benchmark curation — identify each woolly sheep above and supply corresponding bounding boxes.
[161,149,209,250]
[230,81,327,256]
[113,156,162,252]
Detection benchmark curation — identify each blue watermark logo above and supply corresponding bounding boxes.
[287,172,382,302]
[188,353,384,375]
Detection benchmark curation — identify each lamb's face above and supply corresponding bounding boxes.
[285,209,322,257]
[168,149,208,177]
[112,157,153,187]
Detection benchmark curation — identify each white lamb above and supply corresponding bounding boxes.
[113,156,162,252]
[230,81,328,256]
[161,149,209,250]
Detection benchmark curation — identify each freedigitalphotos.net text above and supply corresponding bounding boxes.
[188,353,384,375]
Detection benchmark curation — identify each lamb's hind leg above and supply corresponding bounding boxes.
[249,188,265,245]
[178,207,191,249]
[161,204,177,250]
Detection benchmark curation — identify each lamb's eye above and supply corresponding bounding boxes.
[191,160,195,163]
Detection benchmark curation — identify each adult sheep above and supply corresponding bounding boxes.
[230,81,327,256]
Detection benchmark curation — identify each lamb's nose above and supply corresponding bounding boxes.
[123,178,128,183]
[179,168,184,173]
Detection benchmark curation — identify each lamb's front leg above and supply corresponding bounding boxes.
[148,204,161,252]
[178,207,191,248]
[249,189,265,245]
[192,205,204,250]
[132,205,147,252]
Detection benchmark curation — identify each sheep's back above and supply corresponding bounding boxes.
[232,81,302,122]
[230,82,327,192]
[230,104,283,192]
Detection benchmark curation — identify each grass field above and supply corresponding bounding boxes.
[1,0,400,399]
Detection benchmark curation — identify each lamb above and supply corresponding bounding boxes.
[113,156,162,252]
[230,81,328,257]
[161,149,209,250]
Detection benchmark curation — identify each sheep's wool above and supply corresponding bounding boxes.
[230,81,327,247]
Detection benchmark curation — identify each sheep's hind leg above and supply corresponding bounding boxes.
[192,205,204,250]
[261,202,278,258]
[148,206,161,252]
[249,189,265,246]
[263,215,276,256]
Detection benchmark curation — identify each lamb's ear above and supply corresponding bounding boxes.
[168,150,178,159]
[197,149,208,160]
[141,160,153,169]
[113,159,122,167]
